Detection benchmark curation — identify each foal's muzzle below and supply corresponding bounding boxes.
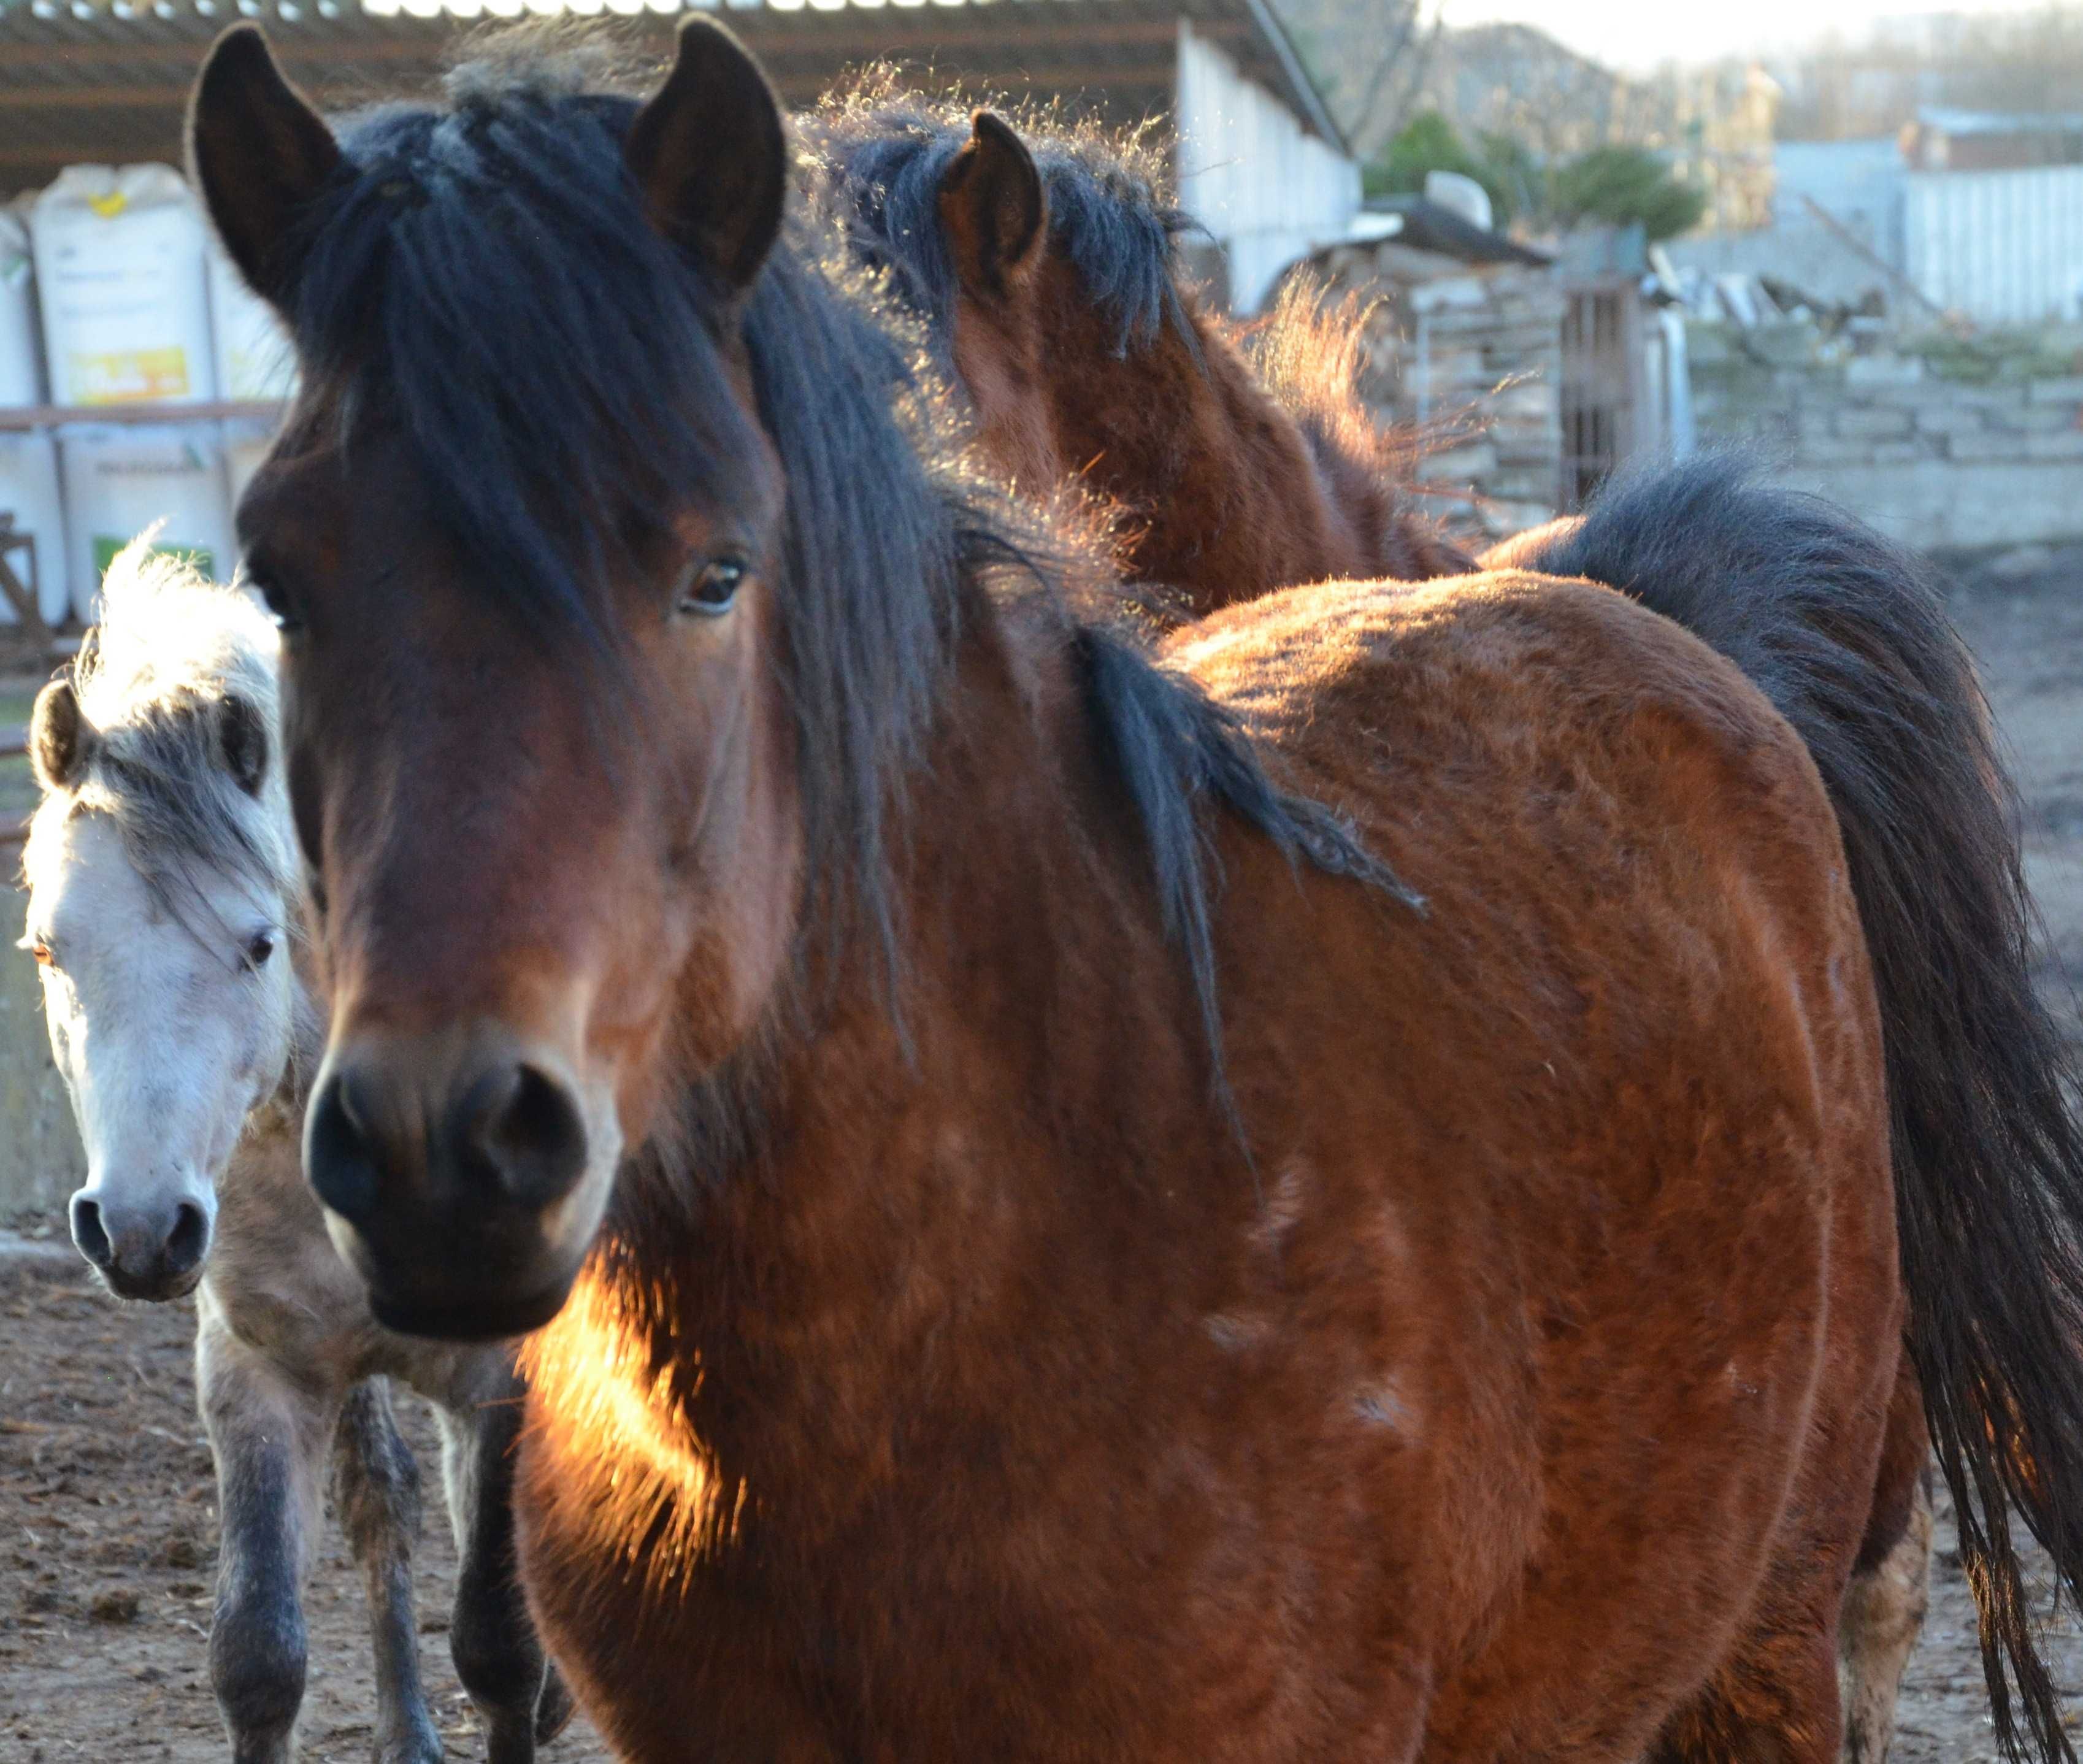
[69,1184,212,1302]
[305,1025,601,1340]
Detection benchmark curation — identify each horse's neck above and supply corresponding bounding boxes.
[582,600,1230,1505]
[1136,320,1366,618]
[1300,424,1477,585]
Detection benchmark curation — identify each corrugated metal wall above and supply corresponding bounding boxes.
[1174,19,1359,313]
[1904,166,2083,323]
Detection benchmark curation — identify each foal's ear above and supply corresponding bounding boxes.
[29,678,93,794]
[626,18,786,296]
[938,112,1046,303]
[187,24,341,312]
[218,695,269,797]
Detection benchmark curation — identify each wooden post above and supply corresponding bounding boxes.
[0,515,56,656]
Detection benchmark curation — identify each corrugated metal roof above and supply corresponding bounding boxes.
[0,0,1345,195]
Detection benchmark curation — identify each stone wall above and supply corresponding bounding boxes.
[1296,240,1565,540]
[1689,321,2083,551]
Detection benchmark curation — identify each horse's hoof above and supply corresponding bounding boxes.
[374,1720,445,1764]
[534,1664,578,1744]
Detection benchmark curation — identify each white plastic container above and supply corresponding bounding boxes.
[0,205,44,409]
[59,424,232,619]
[208,248,296,402]
[0,431,71,623]
[33,166,217,407]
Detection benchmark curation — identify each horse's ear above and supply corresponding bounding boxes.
[938,112,1046,303]
[30,677,93,793]
[626,18,786,296]
[218,694,268,797]
[187,24,340,312]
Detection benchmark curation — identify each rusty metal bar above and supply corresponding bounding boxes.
[0,401,285,432]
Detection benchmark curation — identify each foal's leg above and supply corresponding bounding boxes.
[332,1378,444,1764]
[437,1370,568,1764]
[1836,1369,1934,1764]
[198,1307,336,1764]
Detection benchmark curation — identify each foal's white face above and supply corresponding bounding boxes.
[25,810,296,1300]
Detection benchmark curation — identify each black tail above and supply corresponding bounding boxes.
[1516,451,2083,1762]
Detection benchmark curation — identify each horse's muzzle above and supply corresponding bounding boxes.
[69,1186,212,1302]
[304,1026,604,1340]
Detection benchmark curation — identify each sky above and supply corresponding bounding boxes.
[1441,0,2071,70]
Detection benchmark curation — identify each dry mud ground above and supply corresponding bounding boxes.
[6,543,2083,1763]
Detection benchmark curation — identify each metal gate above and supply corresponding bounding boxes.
[1559,278,1658,510]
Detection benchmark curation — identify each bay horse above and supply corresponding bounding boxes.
[821,102,2001,1758]
[808,94,1474,616]
[189,21,2083,1762]
[21,543,570,1764]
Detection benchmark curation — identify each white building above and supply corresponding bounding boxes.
[0,0,1360,316]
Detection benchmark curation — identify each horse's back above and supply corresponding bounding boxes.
[1168,570,1901,1757]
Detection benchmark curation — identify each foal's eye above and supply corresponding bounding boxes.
[677,556,746,618]
[244,930,277,970]
[29,941,56,970]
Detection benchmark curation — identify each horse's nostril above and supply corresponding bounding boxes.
[307,1068,383,1223]
[457,1062,588,1207]
[69,1194,112,1270]
[166,1200,209,1276]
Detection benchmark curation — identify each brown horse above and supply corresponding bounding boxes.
[822,99,1987,1758]
[809,96,1473,618]
[191,22,2083,1763]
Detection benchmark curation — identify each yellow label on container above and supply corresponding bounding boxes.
[70,348,192,404]
[85,191,129,220]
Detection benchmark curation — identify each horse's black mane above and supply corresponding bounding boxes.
[277,44,1393,1111]
[807,85,1197,356]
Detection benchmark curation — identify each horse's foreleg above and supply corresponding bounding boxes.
[197,1309,334,1764]
[332,1378,444,1764]
[439,1366,564,1764]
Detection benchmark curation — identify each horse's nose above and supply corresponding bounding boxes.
[304,1029,598,1340]
[69,1188,212,1300]
[307,1040,589,1222]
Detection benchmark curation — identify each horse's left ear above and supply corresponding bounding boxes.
[29,677,93,794]
[218,694,269,797]
[187,25,342,312]
[938,112,1046,303]
[626,18,786,296]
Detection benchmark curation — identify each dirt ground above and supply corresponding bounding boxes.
[0,1247,615,1764]
[5,542,2083,1763]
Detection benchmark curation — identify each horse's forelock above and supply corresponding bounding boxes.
[38,547,297,918]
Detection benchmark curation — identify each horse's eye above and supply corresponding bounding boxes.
[29,941,56,970]
[244,930,277,970]
[247,570,302,634]
[678,556,746,618]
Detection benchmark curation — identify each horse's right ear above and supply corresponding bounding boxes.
[626,18,786,296]
[30,677,93,794]
[186,25,340,311]
[938,112,1046,303]
[218,694,269,798]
